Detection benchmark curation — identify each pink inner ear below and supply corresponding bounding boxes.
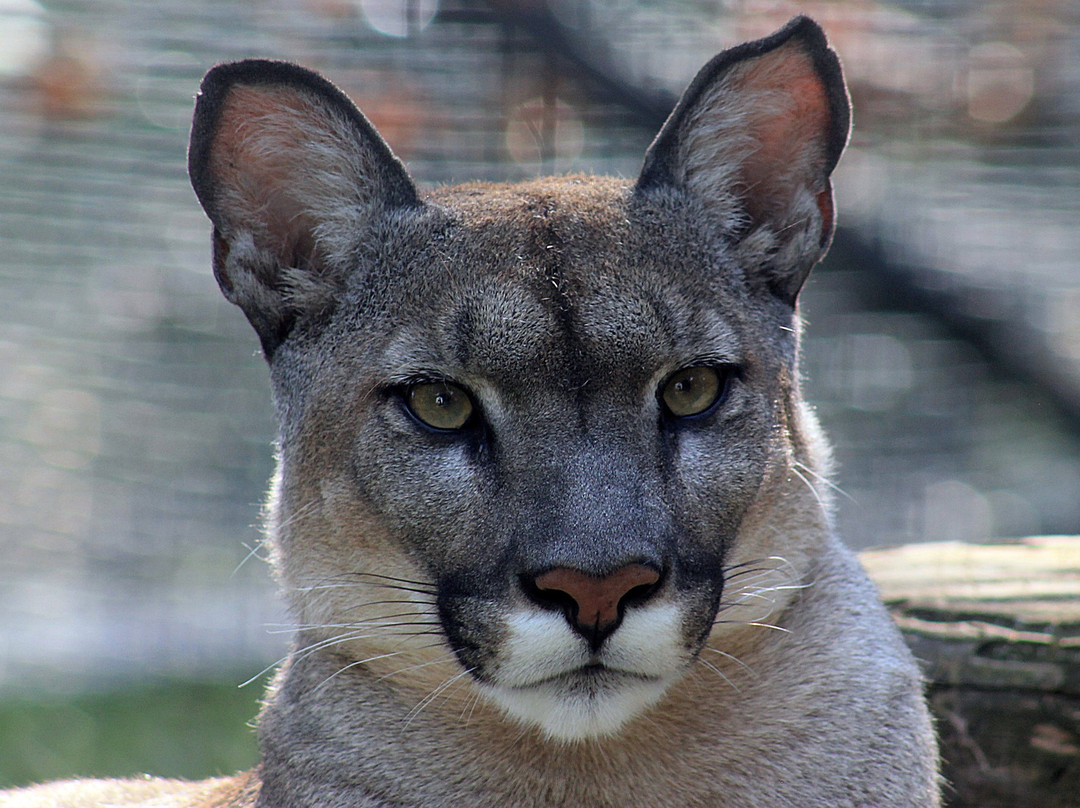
[733,45,832,226]
[208,84,332,237]
[210,84,300,190]
[748,71,829,168]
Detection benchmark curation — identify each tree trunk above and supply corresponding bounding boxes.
[861,537,1080,807]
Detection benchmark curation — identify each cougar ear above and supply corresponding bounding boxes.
[188,59,420,358]
[636,16,850,305]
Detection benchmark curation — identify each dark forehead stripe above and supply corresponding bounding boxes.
[519,193,593,394]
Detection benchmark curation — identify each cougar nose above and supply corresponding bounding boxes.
[529,563,662,645]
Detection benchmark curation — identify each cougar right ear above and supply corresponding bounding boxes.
[636,17,850,305]
[188,60,420,358]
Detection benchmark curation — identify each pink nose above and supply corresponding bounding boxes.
[533,563,661,635]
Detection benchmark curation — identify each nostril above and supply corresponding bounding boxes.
[523,575,578,616]
[527,563,662,639]
[623,581,660,605]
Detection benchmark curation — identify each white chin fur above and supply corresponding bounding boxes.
[482,674,672,742]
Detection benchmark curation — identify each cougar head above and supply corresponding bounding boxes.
[188,17,849,742]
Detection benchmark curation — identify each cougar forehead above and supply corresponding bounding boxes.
[358,177,766,398]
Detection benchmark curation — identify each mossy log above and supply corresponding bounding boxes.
[861,537,1080,807]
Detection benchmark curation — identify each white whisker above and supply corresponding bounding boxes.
[402,668,475,729]
[790,464,828,516]
[460,688,484,728]
[314,649,424,693]
[703,646,755,676]
[375,651,459,682]
[272,498,322,532]
[696,657,741,693]
[744,621,791,633]
[794,460,854,502]
[232,538,271,577]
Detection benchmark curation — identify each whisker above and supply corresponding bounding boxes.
[696,657,741,693]
[714,550,813,631]
[723,556,792,577]
[721,588,781,606]
[790,464,826,509]
[460,688,484,728]
[743,621,791,633]
[714,607,780,628]
[298,618,442,634]
[232,538,270,577]
[286,623,449,673]
[714,586,797,626]
[375,650,459,682]
[721,572,796,596]
[402,668,475,729]
[794,460,854,503]
[719,580,812,608]
[239,661,284,689]
[293,631,380,662]
[722,569,785,588]
[327,612,440,625]
[293,581,436,597]
[313,649,417,692]
[315,639,445,693]
[702,646,755,676]
[236,635,359,687]
[339,602,437,617]
[343,571,438,590]
[272,498,323,531]
[335,596,432,608]
[284,623,444,638]
[242,621,387,687]
[266,614,441,631]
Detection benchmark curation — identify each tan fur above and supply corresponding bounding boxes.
[2,770,259,807]
[9,18,939,807]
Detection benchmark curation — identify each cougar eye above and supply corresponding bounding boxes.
[406,381,475,431]
[660,366,727,418]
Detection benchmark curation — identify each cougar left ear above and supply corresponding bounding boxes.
[636,16,850,305]
[188,59,421,358]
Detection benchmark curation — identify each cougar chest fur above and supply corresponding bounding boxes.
[5,16,940,808]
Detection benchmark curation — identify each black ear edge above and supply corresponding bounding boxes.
[187,58,421,222]
[634,16,851,194]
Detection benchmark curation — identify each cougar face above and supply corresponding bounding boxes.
[291,182,799,738]
[260,179,802,741]
[188,17,848,743]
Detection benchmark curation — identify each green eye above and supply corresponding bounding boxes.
[406,382,475,431]
[661,366,725,418]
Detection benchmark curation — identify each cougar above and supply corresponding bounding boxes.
[6,17,940,807]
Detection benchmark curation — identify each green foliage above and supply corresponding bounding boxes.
[0,679,262,789]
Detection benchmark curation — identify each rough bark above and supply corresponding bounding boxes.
[861,537,1080,807]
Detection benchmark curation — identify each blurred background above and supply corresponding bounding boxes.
[1,0,1078,789]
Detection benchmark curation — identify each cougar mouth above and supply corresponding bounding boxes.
[510,662,663,692]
